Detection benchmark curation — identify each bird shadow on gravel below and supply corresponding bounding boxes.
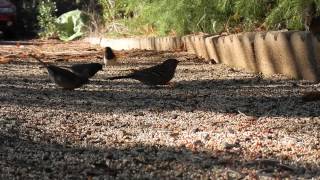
[0,75,319,118]
[0,131,318,179]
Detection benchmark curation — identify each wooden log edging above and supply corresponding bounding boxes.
[84,31,320,81]
[84,36,184,51]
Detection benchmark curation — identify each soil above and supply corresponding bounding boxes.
[0,40,319,179]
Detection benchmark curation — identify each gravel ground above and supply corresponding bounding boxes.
[0,40,320,179]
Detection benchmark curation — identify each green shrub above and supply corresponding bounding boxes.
[119,0,222,36]
[83,0,320,36]
[37,0,58,38]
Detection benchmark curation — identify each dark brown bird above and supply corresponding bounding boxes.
[107,59,179,85]
[104,47,117,67]
[66,63,103,78]
[32,55,89,90]
[304,1,317,32]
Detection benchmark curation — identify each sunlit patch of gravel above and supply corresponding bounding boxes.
[0,41,320,179]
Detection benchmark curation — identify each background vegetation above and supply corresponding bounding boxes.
[37,0,58,38]
[96,0,319,36]
[11,0,320,38]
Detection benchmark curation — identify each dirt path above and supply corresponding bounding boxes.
[0,40,319,179]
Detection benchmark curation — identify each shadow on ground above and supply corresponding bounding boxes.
[0,131,317,179]
[1,53,320,179]
[0,74,319,118]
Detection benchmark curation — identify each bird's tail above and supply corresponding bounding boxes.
[35,58,48,67]
[106,74,133,80]
[30,54,48,67]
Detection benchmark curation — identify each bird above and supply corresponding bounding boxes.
[106,59,179,86]
[31,54,89,90]
[64,63,103,78]
[104,47,117,67]
[303,1,317,32]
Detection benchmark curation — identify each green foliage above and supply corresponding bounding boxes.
[265,0,304,30]
[97,0,114,23]
[233,0,266,30]
[30,0,320,38]
[125,0,224,35]
[54,0,320,36]
[265,0,320,30]
[37,0,58,38]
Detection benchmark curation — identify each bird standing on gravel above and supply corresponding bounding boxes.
[106,59,179,86]
[31,55,89,90]
[104,47,117,67]
[66,63,103,78]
